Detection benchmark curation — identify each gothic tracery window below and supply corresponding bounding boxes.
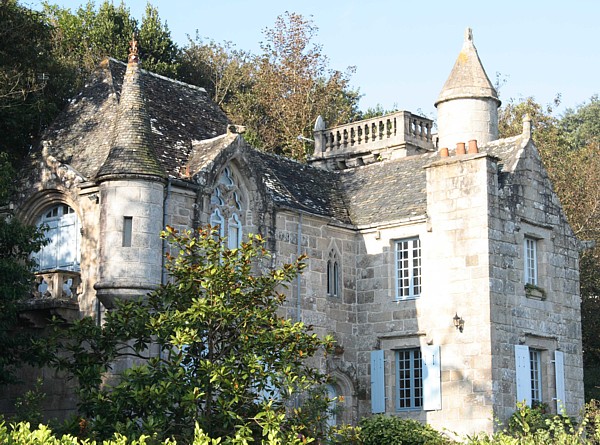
[210,166,245,248]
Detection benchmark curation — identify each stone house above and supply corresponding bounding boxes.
[7,28,584,435]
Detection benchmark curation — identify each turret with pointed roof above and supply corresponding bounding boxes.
[96,35,164,180]
[435,28,501,150]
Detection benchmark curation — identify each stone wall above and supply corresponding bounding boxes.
[436,98,499,150]
[488,141,584,421]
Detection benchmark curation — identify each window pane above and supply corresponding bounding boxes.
[525,238,538,285]
[396,238,421,300]
[396,348,423,410]
[530,349,542,403]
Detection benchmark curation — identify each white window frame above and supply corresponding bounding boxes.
[516,345,565,409]
[524,237,538,286]
[33,204,81,272]
[227,213,242,249]
[530,348,543,404]
[394,237,421,300]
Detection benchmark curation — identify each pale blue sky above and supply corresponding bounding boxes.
[25,0,600,118]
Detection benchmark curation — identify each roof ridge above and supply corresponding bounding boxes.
[107,57,208,94]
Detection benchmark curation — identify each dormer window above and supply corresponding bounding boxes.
[33,204,81,272]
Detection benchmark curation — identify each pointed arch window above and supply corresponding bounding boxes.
[228,213,242,249]
[33,204,81,271]
[210,166,246,248]
[210,208,225,237]
[327,250,340,297]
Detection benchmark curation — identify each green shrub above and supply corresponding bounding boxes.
[359,415,450,445]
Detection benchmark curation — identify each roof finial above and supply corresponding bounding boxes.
[128,33,139,64]
[464,27,473,44]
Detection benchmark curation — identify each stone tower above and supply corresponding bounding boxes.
[94,37,166,308]
[435,28,501,150]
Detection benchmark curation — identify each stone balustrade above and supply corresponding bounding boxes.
[33,269,81,301]
[313,111,433,159]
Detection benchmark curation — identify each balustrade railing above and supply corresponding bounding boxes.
[313,111,433,157]
[33,270,81,301]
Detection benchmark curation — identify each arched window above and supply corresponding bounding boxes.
[327,250,340,297]
[228,213,242,249]
[210,208,225,237]
[33,204,81,271]
[210,166,246,248]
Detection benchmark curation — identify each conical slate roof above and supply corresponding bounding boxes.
[435,28,500,107]
[96,39,164,180]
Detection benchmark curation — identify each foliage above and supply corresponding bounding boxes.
[466,401,600,444]
[138,3,179,77]
[224,12,360,160]
[0,0,77,161]
[11,378,46,426]
[178,36,253,108]
[42,1,179,80]
[42,226,333,443]
[0,419,311,445]
[0,154,47,385]
[358,414,451,445]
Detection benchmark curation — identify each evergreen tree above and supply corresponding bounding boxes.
[0,154,47,385]
[44,226,333,442]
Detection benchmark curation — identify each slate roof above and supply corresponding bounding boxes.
[248,149,351,224]
[33,58,228,180]
[338,153,437,227]
[31,54,527,230]
[185,131,526,228]
[97,58,163,179]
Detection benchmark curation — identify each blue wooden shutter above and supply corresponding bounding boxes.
[554,350,566,412]
[515,345,531,406]
[371,350,385,413]
[422,345,441,411]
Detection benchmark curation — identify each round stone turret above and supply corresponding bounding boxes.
[435,28,501,150]
[94,36,165,308]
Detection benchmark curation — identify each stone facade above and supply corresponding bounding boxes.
[4,30,584,436]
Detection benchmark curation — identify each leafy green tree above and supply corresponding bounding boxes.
[138,3,179,77]
[0,0,77,161]
[44,226,333,442]
[225,12,360,160]
[42,0,137,74]
[178,36,253,107]
[0,153,47,385]
[42,1,179,79]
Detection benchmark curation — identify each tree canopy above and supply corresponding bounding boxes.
[43,227,333,442]
[0,153,47,385]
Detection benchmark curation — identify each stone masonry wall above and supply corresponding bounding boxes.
[489,141,584,421]
[437,98,499,151]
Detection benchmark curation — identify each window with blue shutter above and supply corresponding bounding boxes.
[422,345,441,411]
[554,351,566,411]
[371,350,385,413]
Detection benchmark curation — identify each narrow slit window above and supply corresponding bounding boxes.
[123,216,133,247]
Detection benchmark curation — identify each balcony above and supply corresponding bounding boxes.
[310,111,435,170]
[19,270,81,327]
